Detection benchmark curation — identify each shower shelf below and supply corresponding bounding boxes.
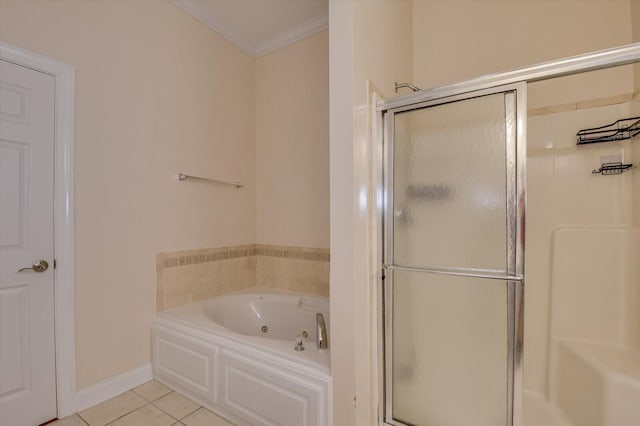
[592,162,633,175]
[576,116,640,145]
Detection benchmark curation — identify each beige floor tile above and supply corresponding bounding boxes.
[109,404,176,426]
[153,391,200,420]
[49,414,88,425]
[182,408,235,426]
[78,391,146,426]
[133,379,172,402]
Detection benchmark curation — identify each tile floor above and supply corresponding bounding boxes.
[50,380,234,426]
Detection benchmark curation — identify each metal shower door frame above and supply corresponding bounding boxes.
[380,82,527,426]
[375,42,640,426]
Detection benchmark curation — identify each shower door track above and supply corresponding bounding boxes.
[377,43,640,112]
[376,42,640,426]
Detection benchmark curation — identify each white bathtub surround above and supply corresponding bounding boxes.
[156,244,330,311]
[550,340,640,426]
[523,391,571,426]
[152,289,331,426]
[544,227,640,426]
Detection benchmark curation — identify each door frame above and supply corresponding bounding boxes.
[375,42,640,426]
[380,83,526,426]
[1,42,76,418]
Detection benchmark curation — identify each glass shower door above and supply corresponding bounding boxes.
[383,84,526,426]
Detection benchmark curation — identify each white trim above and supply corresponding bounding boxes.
[75,364,153,412]
[254,13,328,57]
[0,42,77,418]
[169,0,256,56]
[169,0,327,58]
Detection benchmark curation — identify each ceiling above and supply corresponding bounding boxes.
[170,0,328,58]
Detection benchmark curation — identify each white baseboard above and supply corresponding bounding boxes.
[75,363,153,412]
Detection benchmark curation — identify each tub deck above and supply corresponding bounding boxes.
[551,340,640,426]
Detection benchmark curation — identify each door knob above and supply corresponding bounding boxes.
[18,260,49,273]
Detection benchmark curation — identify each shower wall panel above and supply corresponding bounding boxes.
[525,100,637,395]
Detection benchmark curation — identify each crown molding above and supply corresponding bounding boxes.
[170,0,327,58]
[170,0,256,56]
[255,12,328,57]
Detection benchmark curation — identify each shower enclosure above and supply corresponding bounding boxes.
[380,83,526,426]
[376,43,640,426]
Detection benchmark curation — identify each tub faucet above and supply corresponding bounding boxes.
[316,313,328,350]
[294,334,305,351]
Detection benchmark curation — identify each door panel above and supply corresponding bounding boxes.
[391,270,509,426]
[383,84,525,426]
[392,93,509,273]
[0,59,57,426]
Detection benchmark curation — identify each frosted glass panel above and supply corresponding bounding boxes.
[392,270,509,426]
[393,93,511,272]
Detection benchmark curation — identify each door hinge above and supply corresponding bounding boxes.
[54,258,57,269]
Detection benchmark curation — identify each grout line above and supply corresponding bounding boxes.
[149,391,202,422]
[74,414,90,426]
[148,390,202,422]
[178,405,202,420]
[130,383,172,403]
[101,401,149,426]
[76,413,92,425]
[149,401,181,423]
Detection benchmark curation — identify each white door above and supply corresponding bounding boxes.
[0,59,57,425]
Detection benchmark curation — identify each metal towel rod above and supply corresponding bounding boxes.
[178,173,243,188]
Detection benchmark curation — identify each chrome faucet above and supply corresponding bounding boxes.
[294,334,305,352]
[316,313,328,350]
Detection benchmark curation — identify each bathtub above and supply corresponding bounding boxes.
[151,288,331,426]
[550,339,640,426]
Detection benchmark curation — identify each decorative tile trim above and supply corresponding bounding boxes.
[157,244,329,268]
[255,244,330,262]
[158,245,255,269]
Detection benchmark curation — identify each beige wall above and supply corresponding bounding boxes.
[330,0,413,423]
[255,30,329,248]
[354,0,413,103]
[2,0,331,392]
[413,0,634,109]
[329,3,357,423]
[412,0,633,91]
[0,0,256,389]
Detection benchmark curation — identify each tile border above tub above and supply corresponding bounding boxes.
[158,244,329,269]
[255,244,330,262]
[158,245,256,268]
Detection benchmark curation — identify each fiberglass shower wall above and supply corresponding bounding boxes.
[524,65,640,398]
